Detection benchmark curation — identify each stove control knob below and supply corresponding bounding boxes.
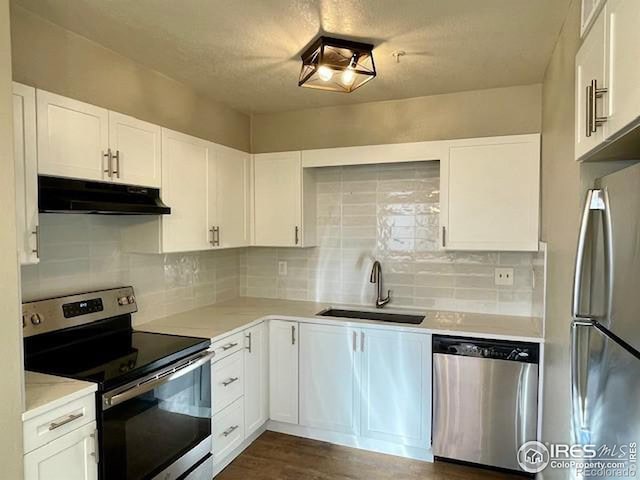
[30,313,43,325]
[117,296,128,306]
[127,295,136,305]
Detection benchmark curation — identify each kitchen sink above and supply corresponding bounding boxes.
[317,308,425,325]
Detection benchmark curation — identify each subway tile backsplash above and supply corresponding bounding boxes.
[20,214,241,325]
[21,162,544,324]
[240,162,545,317]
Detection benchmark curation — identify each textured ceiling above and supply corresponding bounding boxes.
[14,0,571,114]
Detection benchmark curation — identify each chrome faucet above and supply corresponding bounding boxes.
[369,260,391,308]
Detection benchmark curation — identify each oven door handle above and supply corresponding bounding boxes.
[103,349,215,410]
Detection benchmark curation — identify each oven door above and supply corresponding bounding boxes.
[101,349,214,480]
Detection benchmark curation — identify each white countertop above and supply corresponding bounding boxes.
[23,372,97,421]
[137,297,543,343]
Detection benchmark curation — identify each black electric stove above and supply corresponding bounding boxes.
[23,287,209,392]
[22,287,215,480]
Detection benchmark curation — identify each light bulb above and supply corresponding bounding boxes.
[317,65,333,82]
[341,68,355,85]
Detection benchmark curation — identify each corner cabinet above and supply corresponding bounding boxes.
[253,152,316,247]
[268,320,299,424]
[122,129,250,253]
[13,82,39,265]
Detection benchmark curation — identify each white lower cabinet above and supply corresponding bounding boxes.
[244,322,268,436]
[269,320,299,424]
[360,329,431,448]
[299,323,359,434]
[212,398,245,464]
[24,421,98,480]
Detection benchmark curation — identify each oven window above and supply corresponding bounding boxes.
[102,362,211,480]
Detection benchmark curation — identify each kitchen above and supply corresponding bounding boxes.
[1,1,639,479]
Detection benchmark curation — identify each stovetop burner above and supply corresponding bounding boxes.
[22,287,210,391]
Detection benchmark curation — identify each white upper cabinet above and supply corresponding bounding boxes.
[13,83,39,265]
[210,145,250,249]
[575,7,608,160]
[299,323,360,435]
[244,322,268,437]
[37,90,109,181]
[360,329,431,448]
[604,0,640,138]
[253,152,316,247]
[108,111,161,188]
[575,0,640,161]
[160,128,211,252]
[269,320,299,424]
[440,135,540,252]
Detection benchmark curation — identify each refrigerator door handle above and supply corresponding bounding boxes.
[571,321,590,436]
[572,189,608,321]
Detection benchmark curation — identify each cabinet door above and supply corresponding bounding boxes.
[161,128,211,252]
[269,320,298,424]
[442,137,540,251]
[13,83,39,265]
[605,0,640,137]
[360,330,431,448]
[575,8,608,160]
[299,323,359,434]
[244,322,268,436]
[108,111,161,188]
[24,422,98,480]
[37,90,109,181]
[253,152,301,247]
[211,145,250,249]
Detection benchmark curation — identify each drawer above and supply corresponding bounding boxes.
[213,397,244,463]
[211,331,244,361]
[23,392,96,454]
[212,350,244,414]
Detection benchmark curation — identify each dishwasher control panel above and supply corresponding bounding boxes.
[432,335,539,363]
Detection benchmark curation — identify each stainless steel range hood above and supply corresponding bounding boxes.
[38,176,171,215]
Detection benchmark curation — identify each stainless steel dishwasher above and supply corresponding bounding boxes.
[432,336,539,472]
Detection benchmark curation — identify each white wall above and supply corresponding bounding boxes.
[0,0,25,475]
[241,162,545,318]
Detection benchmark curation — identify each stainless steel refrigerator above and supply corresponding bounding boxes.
[571,162,640,457]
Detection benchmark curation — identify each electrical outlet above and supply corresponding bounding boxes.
[278,261,288,276]
[494,268,514,286]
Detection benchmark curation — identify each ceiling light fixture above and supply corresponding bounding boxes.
[298,36,376,93]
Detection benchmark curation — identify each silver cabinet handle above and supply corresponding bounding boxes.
[214,226,220,246]
[222,377,239,387]
[209,227,215,246]
[295,226,299,245]
[587,79,608,137]
[112,150,120,178]
[222,425,239,437]
[360,331,365,353]
[246,332,252,353]
[90,429,99,464]
[31,225,39,258]
[291,325,296,345]
[352,331,357,352]
[48,412,84,431]
[103,149,112,177]
[441,226,446,248]
[221,342,238,351]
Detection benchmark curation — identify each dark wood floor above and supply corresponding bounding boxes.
[216,431,524,480]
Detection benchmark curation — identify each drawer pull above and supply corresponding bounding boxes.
[221,342,238,351]
[48,412,84,431]
[222,425,239,437]
[222,377,239,387]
